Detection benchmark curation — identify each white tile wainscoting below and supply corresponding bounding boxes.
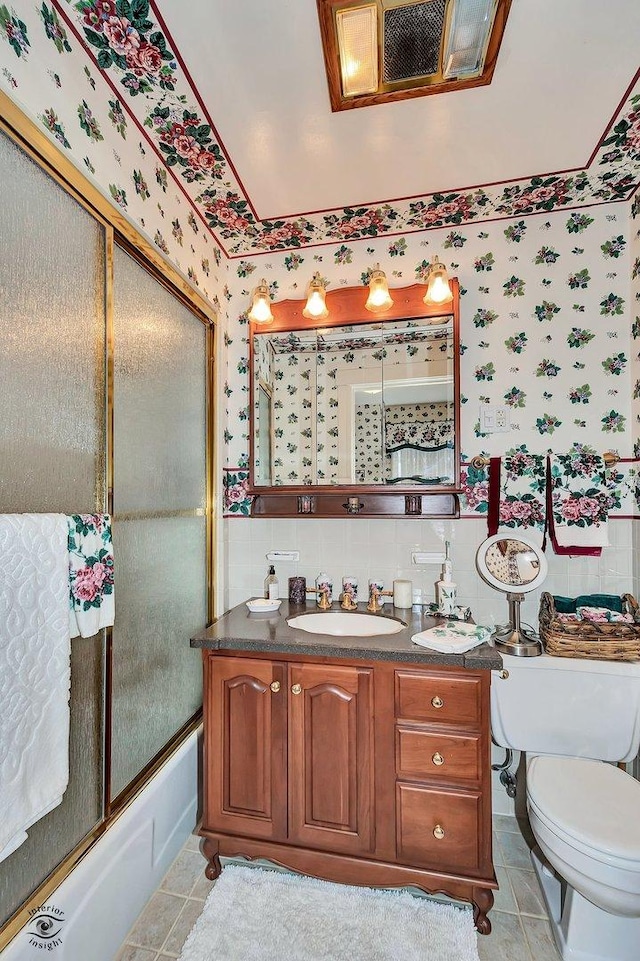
[220,515,634,629]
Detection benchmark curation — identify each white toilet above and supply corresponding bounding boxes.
[491,654,640,961]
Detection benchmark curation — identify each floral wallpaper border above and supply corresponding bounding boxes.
[3,1,637,257]
[223,454,638,520]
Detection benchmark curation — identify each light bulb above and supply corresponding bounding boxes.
[424,258,452,305]
[305,290,327,317]
[303,273,329,320]
[428,274,452,303]
[248,279,274,324]
[365,265,393,312]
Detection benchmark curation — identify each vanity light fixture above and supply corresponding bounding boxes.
[365,263,394,312]
[423,256,453,305]
[302,272,329,320]
[248,278,274,324]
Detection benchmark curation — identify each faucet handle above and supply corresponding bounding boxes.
[367,588,382,613]
[317,586,332,610]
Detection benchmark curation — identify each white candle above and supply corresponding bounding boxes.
[393,579,412,608]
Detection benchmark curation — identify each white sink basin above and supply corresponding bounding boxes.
[287,611,406,637]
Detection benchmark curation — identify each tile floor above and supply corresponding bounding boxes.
[115,814,561,961]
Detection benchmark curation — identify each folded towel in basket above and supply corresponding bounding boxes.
[412,621,492,654]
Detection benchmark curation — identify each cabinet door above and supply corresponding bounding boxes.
[204,655,287,840]
[288,663,375,854]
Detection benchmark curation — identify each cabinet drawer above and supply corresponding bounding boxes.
[396,783,481,873]
[395,671,481,727]
[396,727,481,782]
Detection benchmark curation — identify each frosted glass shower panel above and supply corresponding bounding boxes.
[0,129,106,512]
[113,245,207,513]
[0,129,105,925]
[110,516,206,798]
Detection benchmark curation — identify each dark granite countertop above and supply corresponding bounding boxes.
[191,599,502,670]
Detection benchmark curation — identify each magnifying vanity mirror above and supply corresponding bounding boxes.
[476,533,548,656]
[249,281,461,518]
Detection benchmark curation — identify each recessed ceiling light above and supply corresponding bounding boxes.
[317,0,512,111]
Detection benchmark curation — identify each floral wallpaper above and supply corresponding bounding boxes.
[354,404,383,483]
[0,0,225,304]
[1,2,639,259]
[0,0,638,525]
[223,203,637,517]
[632,192,640,457]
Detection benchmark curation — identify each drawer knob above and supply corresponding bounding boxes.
[431,695,444,709]
[432,752,445,766]
[270,680,281,693]
[291,683,302,695]
[433,824,445,840]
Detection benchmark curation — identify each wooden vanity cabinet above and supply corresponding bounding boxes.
[200,651,495,933]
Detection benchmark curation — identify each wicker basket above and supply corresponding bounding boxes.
[539,592,640,661]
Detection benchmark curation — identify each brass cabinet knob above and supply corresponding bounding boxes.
[499,669,510,680]
[431,695,444,709]
[432,752,445,766]
[291,683,302,695]
[433,824,445,840]
[270,680,281,693]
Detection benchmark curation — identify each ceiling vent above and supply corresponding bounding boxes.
[318,0,512,111]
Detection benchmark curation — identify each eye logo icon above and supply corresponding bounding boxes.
[28,904,65,949]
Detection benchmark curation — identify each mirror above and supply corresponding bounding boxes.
[250,283,459,492]
[476,533,548,656]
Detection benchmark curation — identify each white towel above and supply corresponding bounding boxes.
[412,621,491,654]
[0,514,71,863]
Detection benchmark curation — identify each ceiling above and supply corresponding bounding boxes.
[157,0,640,217]
[62,0,640,255]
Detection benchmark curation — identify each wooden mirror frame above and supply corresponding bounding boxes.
[248,279,461,519]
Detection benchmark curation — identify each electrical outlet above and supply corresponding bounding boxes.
[495,406,510,430]
[479,404,511,434]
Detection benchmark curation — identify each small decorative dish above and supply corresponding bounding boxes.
[246,598,282,613]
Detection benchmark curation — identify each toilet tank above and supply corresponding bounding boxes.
[491,654,640,762]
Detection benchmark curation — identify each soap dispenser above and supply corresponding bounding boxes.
[435,541,457,616]
[264,565,279,600]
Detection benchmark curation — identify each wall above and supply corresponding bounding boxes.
[632,194,640,601]
[1,2,636,621]
[0,0,226,307]
[221,204,637,623]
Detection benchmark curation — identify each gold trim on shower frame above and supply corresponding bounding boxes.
[0,89,216,951]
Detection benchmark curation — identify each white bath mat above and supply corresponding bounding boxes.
[178,864,480,961]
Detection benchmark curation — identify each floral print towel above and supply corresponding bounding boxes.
[68,514,115,639]
[412,622,491,654]
[488,450,546,545]
[547,453,609,555]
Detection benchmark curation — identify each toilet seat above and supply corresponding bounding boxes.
[527,756,640,870]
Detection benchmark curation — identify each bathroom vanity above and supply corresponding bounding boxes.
[191,602,501,933]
